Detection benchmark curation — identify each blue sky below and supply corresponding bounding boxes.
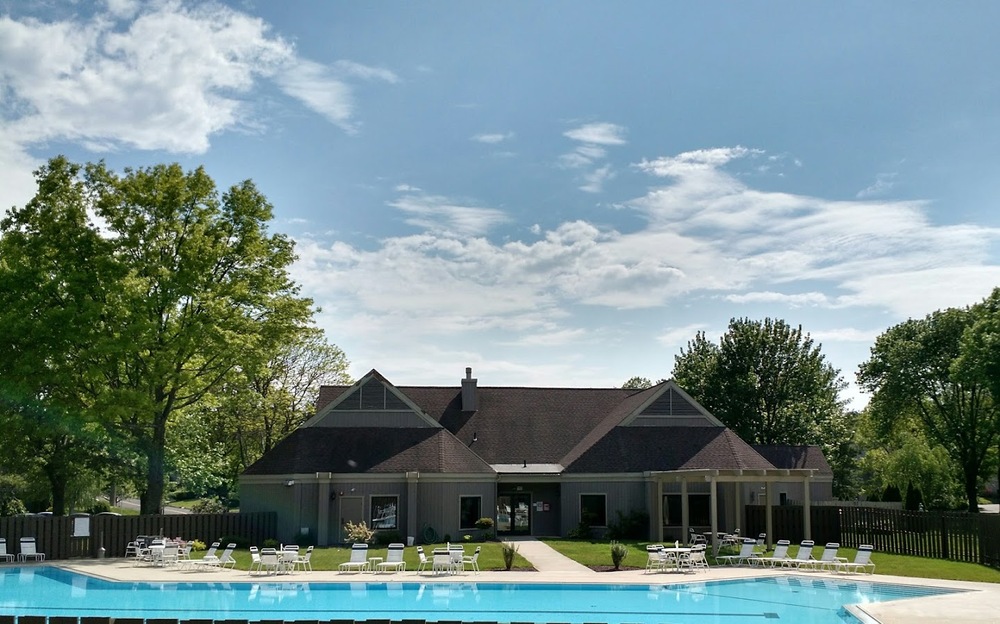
[2,1,999,407]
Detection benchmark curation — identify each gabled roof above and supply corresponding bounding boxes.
[564,427,775,473]
[243,427,494,475]
[753,444,833,476]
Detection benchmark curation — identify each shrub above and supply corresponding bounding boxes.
[605,509,650,540]
[344,521,375,544]
[474,517,495,530]
[442,533,452,543]
[192,497,229,514]
[88,499,111,515]
[502,540,519,570]
[374,529,403,546]
[218,535,251,548]
[566,520,592,540]
[190,539,207,551]
[610,540,629,570]
[262,538,280,549]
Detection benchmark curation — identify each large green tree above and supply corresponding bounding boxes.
[672,318,854,496]
[673,318,848,444]
[0,156,314,514]
[859,303,1000,512]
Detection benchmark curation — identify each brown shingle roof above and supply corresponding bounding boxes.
[243,427,494,475]
[564,427,776,473]
[753,444,833,476]
[408,386,639,464]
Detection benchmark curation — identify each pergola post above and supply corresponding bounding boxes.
[734,482,743,535]
[802,475,812,541]
[681,478,690,544]
[764,482,773,549]
[656,478,664,542]
[709,477,719,554]
[317,473,331,547]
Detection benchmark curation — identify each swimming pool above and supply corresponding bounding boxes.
[0,567,962,623]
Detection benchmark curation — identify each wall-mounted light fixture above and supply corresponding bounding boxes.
[285,479,295,487]
[330,492,337,501]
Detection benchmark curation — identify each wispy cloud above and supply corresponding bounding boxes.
[725,291,835,307]
[388,193,509,236]
[560,122,627,192]
[472,132,513,144]
[856,172,897,199]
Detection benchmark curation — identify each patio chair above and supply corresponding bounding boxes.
[781,540,815,568]
[0,538,15,563]
[716,538,758,566]
[688,544,709,570]
[753,539,790,566]
[688,528,707,546]
[339,543,370,573]
[158,542,180,566]
[292,545,314,573]
[248,546,262,575]
[376,543,406,573]
[644,545,664,572]
[462,546,481,574]
[804,542,841,571]
[431,548,455,574]
[415,546,430,573]
[18,537,45,563]
[259,548,282,575]
[124,540,142,559]
[835,545,875,575]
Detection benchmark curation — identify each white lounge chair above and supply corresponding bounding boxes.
[191,542,235,570]
[836,545,876,575]
[716,538,759,566]
[804,542,841,571]
[754,539,791,566]
[339,543,370,573]
[781,540,815,568]
[376,543,406,573]
[0,538,15,563]
[18,537,45,562]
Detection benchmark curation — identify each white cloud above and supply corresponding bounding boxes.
[725,291,835,307]
[388,193,509,236]
[809,328,880,343]
[656,324,710,349]
[564,122,627,145]
[332,60,399,84]
[856,172,897,199]
[580,164,614,193]
[394,184,422,192]
[472,132,513,144]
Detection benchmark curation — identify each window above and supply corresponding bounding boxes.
[580,494,607,527]
[370,495,398,530]
[663,494,710,526]
[460,495,482,530]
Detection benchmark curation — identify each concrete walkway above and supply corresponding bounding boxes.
[504,536,593,574]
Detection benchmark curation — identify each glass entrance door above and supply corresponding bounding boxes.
[497,493,531,535]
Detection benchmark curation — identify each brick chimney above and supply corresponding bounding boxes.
[461,367,478,412]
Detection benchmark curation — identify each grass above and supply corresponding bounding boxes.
[540,538,1000,584]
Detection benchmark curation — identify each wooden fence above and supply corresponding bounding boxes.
[0,512,277,561]
[744,504,1000,569]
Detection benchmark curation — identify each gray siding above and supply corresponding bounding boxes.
[413,481,496,543]
[328,480,409,543]
[239,482,314,544]
[630,416,714,427]
[561,480,645,537]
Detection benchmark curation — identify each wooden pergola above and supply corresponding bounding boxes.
[646,468,816,552]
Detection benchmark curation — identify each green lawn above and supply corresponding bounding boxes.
[540,538,1000,584]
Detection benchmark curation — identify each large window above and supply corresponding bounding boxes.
[580,493,607,527]
[663,494,710,526]
[371,495,398,530]
[459,495,482,530]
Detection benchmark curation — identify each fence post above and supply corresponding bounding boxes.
[940,513,949,560]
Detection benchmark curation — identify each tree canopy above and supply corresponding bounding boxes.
[858,299,1000,512]
[0,156,318,514]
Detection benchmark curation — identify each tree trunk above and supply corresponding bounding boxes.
[140,415,169,515]
[964,468,980,513]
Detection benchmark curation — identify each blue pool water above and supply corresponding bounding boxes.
[0,567,961,623]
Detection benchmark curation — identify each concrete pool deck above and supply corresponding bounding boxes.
[51,538,1000,624]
